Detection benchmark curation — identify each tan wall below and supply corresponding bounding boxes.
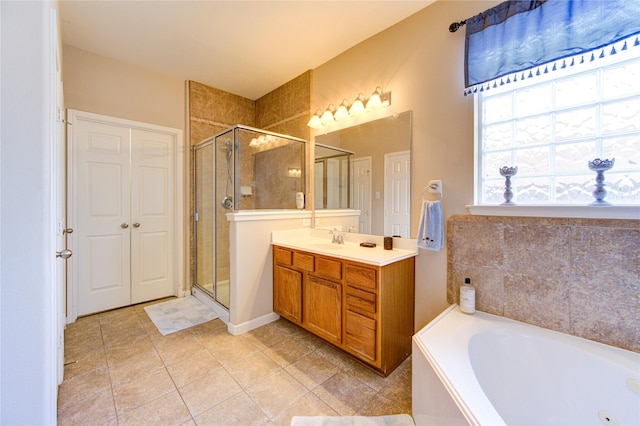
[256,70,312,141]
[312,0,498,329]
[63,46,185,130]
[447,215,639,352]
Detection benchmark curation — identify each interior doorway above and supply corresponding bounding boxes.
[67,110,184,320]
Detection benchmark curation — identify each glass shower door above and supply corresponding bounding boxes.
[194,143,214,296]
[213,132,233,309]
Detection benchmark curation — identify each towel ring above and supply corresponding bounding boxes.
[421,183,442,201]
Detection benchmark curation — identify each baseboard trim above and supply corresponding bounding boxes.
[227,312,280,336]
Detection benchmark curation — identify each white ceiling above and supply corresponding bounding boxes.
[59,1,435,100]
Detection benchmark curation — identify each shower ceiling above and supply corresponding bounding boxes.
[59,1,435,100]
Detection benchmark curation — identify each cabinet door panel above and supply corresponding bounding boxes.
[304,275,342,345]
[274,265,302,323]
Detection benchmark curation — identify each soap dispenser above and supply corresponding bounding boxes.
[460,278,476,314]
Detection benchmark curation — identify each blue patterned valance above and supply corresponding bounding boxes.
[464,0,640,95]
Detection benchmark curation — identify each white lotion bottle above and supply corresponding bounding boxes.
[460,278,476,314]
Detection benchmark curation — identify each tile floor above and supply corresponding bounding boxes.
[58,299,412,425]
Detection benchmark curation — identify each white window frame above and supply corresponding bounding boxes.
[470,48,640,220]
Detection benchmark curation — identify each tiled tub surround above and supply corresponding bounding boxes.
[447,214,639,352]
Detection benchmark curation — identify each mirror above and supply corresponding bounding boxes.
[314,144,354,210]
[314,110,412,236]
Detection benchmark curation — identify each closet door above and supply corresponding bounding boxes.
[74,119,131,315]
[130,129,174,303]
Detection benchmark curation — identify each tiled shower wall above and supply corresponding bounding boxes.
[188,72,312,291]
[447,214,639,352]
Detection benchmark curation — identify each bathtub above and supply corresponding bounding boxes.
[412,305,640,426]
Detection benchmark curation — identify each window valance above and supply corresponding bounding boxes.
[464,0,640,95]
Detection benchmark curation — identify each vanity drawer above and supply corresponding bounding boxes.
[346,286,376,318]
[315,256,343,281]
[274,246,293,266]
[293,251,315,272]
[345,263,377,291]
[345,310,376,362]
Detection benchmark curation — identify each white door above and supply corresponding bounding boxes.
[74,119,132,315]
[130,129,174,303]
[384,151,411,238]
[353,157,372,234]
[70,113,178,317]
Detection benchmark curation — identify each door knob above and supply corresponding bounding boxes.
[133,223,140,228]
[56,249,72,259]
[121,223,129,229]
[63,228,74,234]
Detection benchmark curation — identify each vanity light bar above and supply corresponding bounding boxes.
[307,87,392,129]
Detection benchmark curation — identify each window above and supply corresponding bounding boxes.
[476,46,640,206]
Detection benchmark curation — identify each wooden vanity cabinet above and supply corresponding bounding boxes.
[272,245,415,376]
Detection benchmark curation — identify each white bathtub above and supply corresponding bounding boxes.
[412,305,640,426]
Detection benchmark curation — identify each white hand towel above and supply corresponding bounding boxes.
[417,200,444,251]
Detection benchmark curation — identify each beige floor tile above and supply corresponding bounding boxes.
[263,337,313,367]
[245,369,308,420]
[225,350,282,389]
[112,368,176,416]
[63,349,108,380]
[108,349,166,387]
[166,348,222,388]
[313,371,377,416]
[96,306,137,323]
[194,391,268,426]
[206,335,260,366]
[102,324,149,349]
[64,334,104,360]
[57,366,112,411]
[243,321,291,350]
[58,305,413,424]
[153,333,207,366]
[272,392,338,426]
[357,393,411,416]
[118,390,192,426]
[285,352,340,390]
[293,331,327,351]
[64,316,101,341]
[105,336,156,365]
[342,361,389,392]
[314,343,358,370]
[178,368,242,416]
[57,388,117,426]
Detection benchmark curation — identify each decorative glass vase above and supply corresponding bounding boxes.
[499,166,518,205]
[588,158,615,205]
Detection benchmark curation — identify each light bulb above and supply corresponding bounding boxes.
[334,100,349,120]
[349,94,366,115]
[307,110,323,129]
[366,87,383,109]
[320,106,335,124]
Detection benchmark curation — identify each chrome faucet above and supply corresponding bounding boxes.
[330,229,345,244]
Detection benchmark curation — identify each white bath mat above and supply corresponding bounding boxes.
[144,296,218,335]
[290,415,415,426]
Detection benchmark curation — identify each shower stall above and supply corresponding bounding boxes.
[193,125,306,316]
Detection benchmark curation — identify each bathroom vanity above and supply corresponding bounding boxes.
[271,229,417,376]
